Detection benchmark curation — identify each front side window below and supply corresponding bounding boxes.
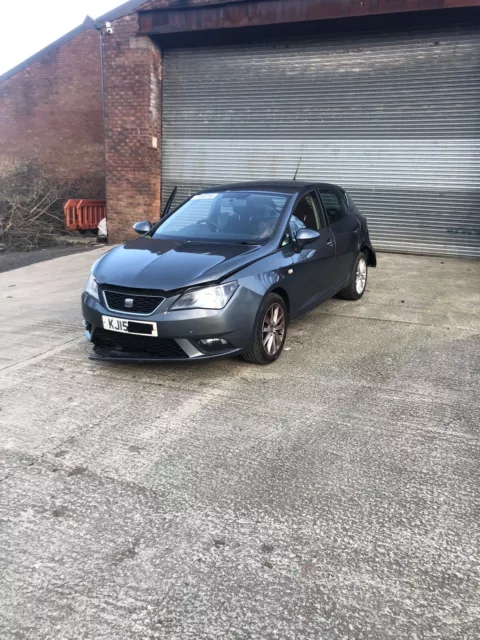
[292,193,322,231]
[153,191,291,243]
[282,192,323,246]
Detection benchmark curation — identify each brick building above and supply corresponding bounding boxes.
[0,17,104,193]
[1,0,480,257]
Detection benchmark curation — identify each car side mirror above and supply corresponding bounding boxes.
[133,220,152,235]
[295,228,320,249]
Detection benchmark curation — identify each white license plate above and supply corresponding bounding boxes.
[102,315,158,337]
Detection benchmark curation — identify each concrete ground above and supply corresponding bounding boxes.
[0,250,479,640]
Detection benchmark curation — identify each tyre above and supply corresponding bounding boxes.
[242,293,288,365]
[338,252,368,300]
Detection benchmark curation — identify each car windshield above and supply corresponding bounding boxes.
[152,191,291,243]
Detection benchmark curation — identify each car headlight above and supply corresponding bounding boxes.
[170,281,238,311]
[85,273,99,301]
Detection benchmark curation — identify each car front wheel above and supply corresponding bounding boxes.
[338,252,368,300]
[242,293,288,365]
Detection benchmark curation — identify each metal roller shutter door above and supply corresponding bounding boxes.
[162,19,480,258]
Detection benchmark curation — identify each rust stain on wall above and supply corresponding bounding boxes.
[139,0,480,34]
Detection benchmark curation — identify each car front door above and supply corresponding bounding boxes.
[283,191,337,317]
[317,188,360,290]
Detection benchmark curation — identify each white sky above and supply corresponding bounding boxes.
[0,0,124,75]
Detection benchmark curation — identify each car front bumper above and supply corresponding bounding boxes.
[81,286,259,362]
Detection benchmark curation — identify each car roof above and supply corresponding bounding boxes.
[199,180,342,194]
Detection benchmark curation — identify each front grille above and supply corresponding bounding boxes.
[93,328,186,358]
[103,290,164,315]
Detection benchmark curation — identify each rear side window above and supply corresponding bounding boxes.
[318,191,345,225]
[347,194,361,216]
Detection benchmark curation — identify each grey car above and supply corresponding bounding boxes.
[82,181,376,364]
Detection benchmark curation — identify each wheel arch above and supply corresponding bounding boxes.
[270,287,291,320]
[361,245,377,267]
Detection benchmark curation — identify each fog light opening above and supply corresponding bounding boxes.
[200,338,228,346]
[197,338,231,353]
[84,321,93,341]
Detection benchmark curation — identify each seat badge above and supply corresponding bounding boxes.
[124,298,134,309]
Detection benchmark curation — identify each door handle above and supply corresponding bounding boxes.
[353,228,359,235]
[326,239,334,247]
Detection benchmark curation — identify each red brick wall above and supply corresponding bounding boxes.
[103,2,232,243]
[103,14,162,243]
[0,29,105,193]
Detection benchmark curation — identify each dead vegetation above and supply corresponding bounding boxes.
[0,157,104,251]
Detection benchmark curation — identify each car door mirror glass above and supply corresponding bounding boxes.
[295,228,320,249]
[133,220,153,235]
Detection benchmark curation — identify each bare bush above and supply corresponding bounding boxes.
[0,157,104,251]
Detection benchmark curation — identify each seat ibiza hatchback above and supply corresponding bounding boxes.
[82,181,376,364]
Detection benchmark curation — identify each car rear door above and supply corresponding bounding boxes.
[317,188,360,290]
[284,191,337,317]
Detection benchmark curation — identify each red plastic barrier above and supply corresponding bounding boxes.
[64,199,80,231]
[64,199,106,232]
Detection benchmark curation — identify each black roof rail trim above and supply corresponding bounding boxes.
[94,0,149,27]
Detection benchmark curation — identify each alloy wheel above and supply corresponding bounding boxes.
[262,303,285,356]
[356,258,367,294]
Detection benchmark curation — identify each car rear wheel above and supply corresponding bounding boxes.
[338,252,368,300]
[242,293,288,365]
